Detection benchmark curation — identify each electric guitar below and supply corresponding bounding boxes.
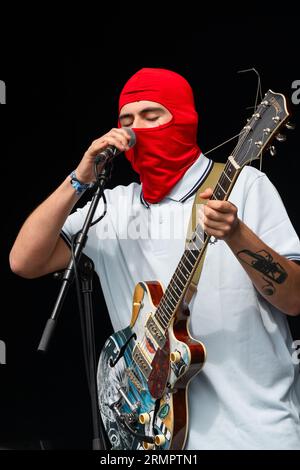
[97,91,290,450]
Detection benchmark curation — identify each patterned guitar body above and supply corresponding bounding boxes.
[97,280,206,450]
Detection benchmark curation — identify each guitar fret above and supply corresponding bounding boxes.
[225,161,237,180]
[177,263,190,281]
[212,162,239,201]
[156,307,169,327]
[174,271,186,289]
[162,299,174,322]
[178,259,191,274]
[177,262,189,277]
[195,229,205,245]
[156,291,177,324]
[183,251,197,268]
[169,281,181,300]
[165,285,181,314]
[155,313,167,330]
[189,250,198,262]
[220,178,230,192]
[213,182,226,200]
[223,170,232,183]
[156,311,168,329]
[188,239,199,252]
[164,291,177,310]
[157,309,172,328]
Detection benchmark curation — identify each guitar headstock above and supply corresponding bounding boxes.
[232,90,291,168]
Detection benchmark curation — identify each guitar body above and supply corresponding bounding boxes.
[97,280,206,450]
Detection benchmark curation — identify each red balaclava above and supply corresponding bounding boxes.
[118,68,201,203]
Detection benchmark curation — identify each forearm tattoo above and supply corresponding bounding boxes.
[237,249,288,296]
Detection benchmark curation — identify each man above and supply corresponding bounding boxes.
[10,68,300,449]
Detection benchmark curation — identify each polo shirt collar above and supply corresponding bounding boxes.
[140,153,213,208]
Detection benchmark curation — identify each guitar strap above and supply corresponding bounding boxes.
[184,161,225,304]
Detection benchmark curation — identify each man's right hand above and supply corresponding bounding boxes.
[75,127,133,183]
[9,127,133,278]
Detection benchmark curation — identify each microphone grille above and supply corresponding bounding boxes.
[122,127,136,148]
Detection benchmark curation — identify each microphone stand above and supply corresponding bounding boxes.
[38,162,113,450]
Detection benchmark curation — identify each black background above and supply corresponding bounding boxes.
[0,16,300,450]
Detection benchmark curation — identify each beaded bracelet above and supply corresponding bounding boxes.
[70,170,93,195]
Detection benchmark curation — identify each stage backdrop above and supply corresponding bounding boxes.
[1,17,300,449]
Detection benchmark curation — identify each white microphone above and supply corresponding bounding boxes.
[94,127,136,164]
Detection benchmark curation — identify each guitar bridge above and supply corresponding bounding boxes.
[125,368,144,392]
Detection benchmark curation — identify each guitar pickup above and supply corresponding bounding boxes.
[145,315,165,349]
[132,343,152,380]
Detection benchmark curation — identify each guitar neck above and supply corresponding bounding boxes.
[154,158,242,331]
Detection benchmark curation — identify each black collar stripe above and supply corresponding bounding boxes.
[180,158,213,203]
[140,158,213,207]
[140,191,150,208]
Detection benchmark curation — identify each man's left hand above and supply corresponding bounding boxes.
[198,187,240,241]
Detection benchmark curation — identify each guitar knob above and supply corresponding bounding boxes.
[275,133,286,142]
[139,413,150,424]
[170,351,181,363]
[143,441,155,450]
[285,121,295,130]
[154,434,166,447]
[269,145,277,157]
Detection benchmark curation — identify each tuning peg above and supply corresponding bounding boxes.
[285,121,295,130]
[269,145,277,156]
[275,133,286,142]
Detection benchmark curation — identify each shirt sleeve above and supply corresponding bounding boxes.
[61,200,93,246]
[237,168,300,262]
[60,182,138,263]
[60,196,110,263]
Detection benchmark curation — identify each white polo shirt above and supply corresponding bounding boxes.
[62,154,300,449]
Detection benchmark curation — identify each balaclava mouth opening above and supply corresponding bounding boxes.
[119,68,201,204]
